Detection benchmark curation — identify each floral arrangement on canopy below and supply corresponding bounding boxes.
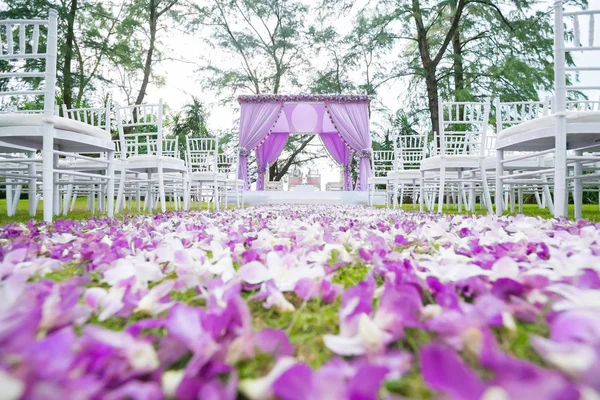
[236,94,373,191]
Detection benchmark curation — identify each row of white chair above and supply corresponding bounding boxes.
[0,10,243,220]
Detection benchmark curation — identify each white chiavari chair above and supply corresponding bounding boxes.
[186,137,225,210]
[496,3,600,218]
[387,133,427,209]
[420,99,492,214]
[0,10,114,221]
[115,100,188,213]
[368,150,395,206]
[217,152,244,207]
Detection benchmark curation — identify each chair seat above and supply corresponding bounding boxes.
[387,170,421,179]
[190,171,227,181]
[0,114,111,140]
[483,154,554,170]
[420,155,481,171]
[496,112,600,151]
[368,176,389,185]
[124,155,186,171]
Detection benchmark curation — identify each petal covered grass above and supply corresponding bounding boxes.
[1,205,600,399]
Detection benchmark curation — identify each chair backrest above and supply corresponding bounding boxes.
[307,174,320,186]
[555,3,600,113]
[217,152,238,178]
[370,150,395,177]
[565,99,600,112]
[439,99,491,156]
[494,98,550,132]
[0,10,58,116]
[186,137,217,173]
[116,100,164,159]
[62,97,112,134]
[393,133,427,170]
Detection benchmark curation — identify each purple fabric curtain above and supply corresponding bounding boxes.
[325,102,372,191]
[320,133,353,191]
[256,133,289,190]
[237,102,283,190]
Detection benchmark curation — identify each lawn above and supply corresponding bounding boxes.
[0,203,599,399]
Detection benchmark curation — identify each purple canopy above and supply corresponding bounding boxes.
[237,94,372,191]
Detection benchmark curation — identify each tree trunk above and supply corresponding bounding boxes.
[452,23,465,100]
[62,0,77,110]
[425,67,440,140]
[273,136,314,181]
[134,0,157,106]
[269,163,277,181]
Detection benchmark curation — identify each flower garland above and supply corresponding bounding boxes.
[238,94,371,104]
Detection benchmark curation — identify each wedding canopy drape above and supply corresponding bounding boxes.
[256,133,289,190]
[320,132,352,191]
[237,102,283,190]
[326,102,372,191]
[237,94,371,191]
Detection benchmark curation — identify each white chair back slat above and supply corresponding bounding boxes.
[217,153,238,177]
[6,24,14,55]
[186,137,218,173]
[116,99,166,159]
[19,24,26,54]
[394,134,427,170]
[495,98,549,132]
[0,10,57,117]
[32,24,39,54]
[371,150,395,177]
[439,100,490,157]
[62,96,112,134]
[574,14,581,47]
[590,14,595,46]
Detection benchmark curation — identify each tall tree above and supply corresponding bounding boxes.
[191,0,324,182]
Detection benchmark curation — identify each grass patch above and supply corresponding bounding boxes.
[332,264,371,287]
[248,295,340,369]
[35,263,84,282]
[392,203,600,221]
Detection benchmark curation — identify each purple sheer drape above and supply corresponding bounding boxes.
[320,132,352,191]
[325,102,372,191]
[256,133,289,190]
[237,102,283,190]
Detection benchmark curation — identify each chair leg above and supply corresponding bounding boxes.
[158,164,166,213]
[496,150,504,217]
[518,187,523,214]
[107,151,114,218]
[28,151,37,217]
[457,170,463,213]
[11,184,22,216]
[419,171,425,212]
[574,150,583,220]
[437,164,446,214]
[42,125,54,223]
[53,154,60,216]
[6,179,13,216]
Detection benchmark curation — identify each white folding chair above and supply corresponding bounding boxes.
[59,99,116,215]
[186,137,225,210]
[496,3,600,218]
[115,100,188,213]
[387,133,427,209]
[368,150,395,206]
[420,100,492,213]
[217,152,244,207]
[0,10,114,221]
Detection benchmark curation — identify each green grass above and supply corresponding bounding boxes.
[388,202,600,221]
[0,198,222,225]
